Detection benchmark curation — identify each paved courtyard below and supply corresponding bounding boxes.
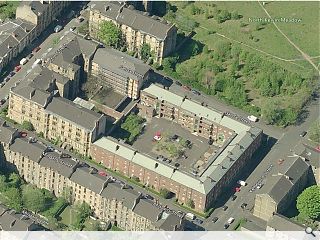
[132,117,219,172]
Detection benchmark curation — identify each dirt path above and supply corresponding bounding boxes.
[258,1,320,74]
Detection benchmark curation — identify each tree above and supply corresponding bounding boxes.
[186,199,195,209]
[159,188,171,199]
[8,172,21,188]
[0,175,7,192]
[309,120,320,144]
[97,21,122,48]
[22,186,47,213]
[140,43,152,62]
[4,188,22,211]
[297,185,320,220]
[231,11,241,20]
[21,121,34,131]
[73,202,92,230]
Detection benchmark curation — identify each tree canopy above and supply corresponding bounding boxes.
[296,185,320,220]
[97,21,122,48]
[22,186,47,213]
[21,121,34,131]
[140,43,152,62]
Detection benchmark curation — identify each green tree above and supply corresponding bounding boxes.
[140,43,152,62]
[74,202,92,230]
[309,120,320,143]
[21,121,34,131]
[159,188,171,199]
[8,172,21,188]
[0,175,7,192]
[186,199,195,209]
[297,185,320,220]
[97,21,122,48]
[4,188,22,211]
[22,186,47,213]
[231,11,241,20]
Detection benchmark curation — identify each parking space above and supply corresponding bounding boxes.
[132,117,215,172]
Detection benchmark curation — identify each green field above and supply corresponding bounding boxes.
[170,1,319,74]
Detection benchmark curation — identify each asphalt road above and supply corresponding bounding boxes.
[0,4,88,102]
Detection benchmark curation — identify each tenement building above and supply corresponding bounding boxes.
[91,47,150,99]
[89,1,177,64]
[253,156,310,221]
[90,84,263,212]
[16,0,70,37]
[0,122,184,231]
[8,83,106,156]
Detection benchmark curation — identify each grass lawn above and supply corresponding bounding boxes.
[110,225,123,231]
[59,206,79,227]
[170,1,318,74]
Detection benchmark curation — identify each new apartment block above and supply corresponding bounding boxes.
[16,0,70,37]
[0,122,184,231]
[91,48,150,99]
[89,1,177,64]
[253,156,310,221]
[8,84,106,156]
[91,84,263,212]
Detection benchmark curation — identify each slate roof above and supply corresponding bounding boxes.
[157,213,181,231]
[92,48,150,81]
[267,214,305,231]
[91,1,175,40]
[12,84,52,107]
[9,138,46,163]
[132,199,162,221]
[70,165,107,194]
[39,152,79,178]
[0,121,17,144]
[46,96,103,131]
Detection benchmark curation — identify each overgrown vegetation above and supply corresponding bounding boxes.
[0,1,19,20]
[118,113,146,144]
[97,21,123,48]
[159,188,171,199]
[309,120,320,144]
[77,21,89,35]
[21,120,35,131]
[72,202,92,230]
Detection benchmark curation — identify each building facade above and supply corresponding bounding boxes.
[91,48,150,99]
[253,157,310,221]
[89,1,177,64]
[8,84,106,156]
[16,1,70,37]
[0,122,184,231]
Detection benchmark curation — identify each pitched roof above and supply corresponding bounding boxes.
[132,199,162,221]
[70,165,107,194]
[267,214,305,231]
[45,96,103,131]
[9,138,46,163]
[0,121,17,144]
[92,48,150,81]
[91,1,175,40]
[39,152,79,178]
[12,84,52,107]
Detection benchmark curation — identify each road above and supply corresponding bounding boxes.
[0,4,88,103]
[204,98,319,230]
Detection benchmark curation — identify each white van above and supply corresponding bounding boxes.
[185,213,196,220]
[248,115,258,122]
[34,59,42,65]
[237,180,247,186]
[20,58,28,65]
[227,217,235,224]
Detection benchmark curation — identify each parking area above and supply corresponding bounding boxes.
[132,117,217,172]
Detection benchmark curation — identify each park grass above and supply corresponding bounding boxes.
[59,206,79,227]
[170,1,317,74]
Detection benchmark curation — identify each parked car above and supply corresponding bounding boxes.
[247,115,258,122]
[15,65,21,72]
[231,195,237,201]
[70,26,76,31]
[54,25,63,33]
[224,223,230,229]
[27,53,34,59]
[299,131,307,137]
[33,46,41,53]
[0,83,4,88]
[257,183,264,189]
[185,213,196,220]
[227,217,235,224]
[222,205,228,211]
[175,81,182,86]
[0,99,5,105]
[241,203,247,209]
[183,85,191,91]
[212,217,219,223]
[4,77,10,82]
[194,219,203,225]
[77,16,84,23]
[191,89,201,95]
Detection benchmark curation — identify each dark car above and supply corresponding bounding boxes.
[224,223,230,229]
[145,194,154,200]
[212,217,219,223]
[33,46,41,53]
[231,195,237,201]
[241,203,247,209]
[171,134,179,141]
[9,71,15,77]
[0,99,5,105]
[191,89,201,95]
[299,131,307,137]
[222,205,228,211]
[175,81,182,86]
[195,219,203,225]
[27,53,34,59]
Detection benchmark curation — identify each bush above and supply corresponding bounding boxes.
[42,198,67,218]
[159,188,171,199]
[21,121,34,131]
[186,199,195,209]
